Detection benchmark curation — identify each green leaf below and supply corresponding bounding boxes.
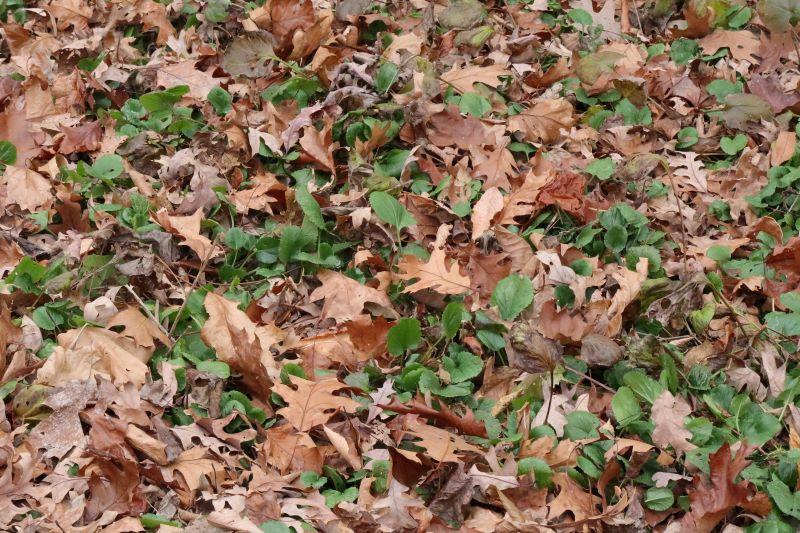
[780,291,800,313]
[644,487,675,511]
[140,514,181,528]
[375,62,399,94]
[567,8,594,25]
[604,224,628,253]
[295,178,326,230]
[88,154,124,180]
[611,386,642,426]
[766,476,800,519]
[459,92,491,116]
[369,191,416,231]
[299,471,327,489]
[0,140,17,166]
[670,38,699,65]
[441,301,464,340]
[205,0,230,23]
[706,79,742,101]
[584,157,614,180]
[387,318,422,356]
[563,411,601,439]
[765,311,800,336]
[259,521,293,533]
[140,88,186,112]
[720,134,748,155]
[517,457,553,488]
[623,370,665,404]
[688,302,715,332]
[196,360,230,378]
[278,225,306,263]
[707,245,732,263]
[491,274,534,320]
[208,86,232,115]
[443,351,483,383]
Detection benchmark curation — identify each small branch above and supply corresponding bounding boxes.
[125,284,174,344]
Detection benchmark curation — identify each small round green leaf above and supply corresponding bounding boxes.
[491,274,534,320]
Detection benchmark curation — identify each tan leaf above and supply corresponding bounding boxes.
[651,390,696,455]
[299,124,336,173]
[440,64,511,94]
[59,121,102,154]
[471,142,516,191]
[371,479,423,530]
[201,293,277,403]
[399,417,481,463]
[107,307,172,349]
[309,269,393,323]
[771,130,796,166]
[3,166,52,212]
[471,187,504,240]
[699,30,759,62]
[163,447,224,492]
[125,424,168,465]
[426,106,492,149]
[383,32,424,63]
[547,472,601,521]
[322,424,362,469]
[508,99,575,144]
[37,328,153,387]
[156,61,220,99]
[397,248,471,295]
[156,208,220,259]
[273,375,361,432]
[271,0,316,48]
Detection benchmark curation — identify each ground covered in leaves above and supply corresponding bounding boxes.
[3,0,800,531]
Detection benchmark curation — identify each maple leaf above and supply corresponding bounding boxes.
[440,64,511,93]
[273,375,361,432]
[397,247,471,295]
[309,269,393,323]
[681,443,771,532]
[651,390,696,455]
[508,99,575,144]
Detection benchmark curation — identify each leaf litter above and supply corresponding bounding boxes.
[1,0,800,531]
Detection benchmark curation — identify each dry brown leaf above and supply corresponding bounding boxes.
[771,131,797,166]
[156,208,220,259]
[309,269,393,323]
[699,30,759,62]
[471,187,504,240]
[156,61,221,99]
[440,64,511,94]
[651,390,695,455]
[2,166,52,212]
[107,307,171,349]
[273,375,361,432]
[201,293,277,403]
[508,99,575,144]
[397,247,472,295]
[399,417,481,463]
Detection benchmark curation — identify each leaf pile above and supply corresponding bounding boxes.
[1,0,800,531]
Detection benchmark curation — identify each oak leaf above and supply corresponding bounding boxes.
[107,307,171,349]
[273,375,361,432]
[440,64,511,94]
[548,472,601,521]
[156,61,221,99]
[508,99,575,144]
[398,417,481,463]
[309,269,393,323]
[397,248,471,295]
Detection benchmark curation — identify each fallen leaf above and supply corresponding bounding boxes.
[273,375,361,432]
[156,208,220,259]
[651,390,695,455]
[2,166,52,212]
[309,269,393,323]
[508,99,575,144]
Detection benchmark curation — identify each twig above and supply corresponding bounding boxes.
[564,364,617,393]
[666,173,689,276]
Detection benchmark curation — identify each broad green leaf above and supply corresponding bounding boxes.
[208,87,232,115]
[88,154,124,180]
[387,317,422,356]
[259,521,293,533]
[623,370,665,404]
[369,191,416,231]
[196,360,230,378]
[567,8,593,25]
[140,514,181,528]
[611,386,642,426]
[441,301,464,340]
[644,487,674,511]
[491,274,534,320]
[278,225,305,263]
[517,457,553,488]
[584,157,614,180]
[720,134,748,155]
[375,62,399,94]
[459,92,491,116]
[295,178,326,230]
[443,351,483,383]
[604,224,628,253]
[707,245,732,263]
[0,140,16,166]
[564,411,601,440]
[205,0,230,22]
